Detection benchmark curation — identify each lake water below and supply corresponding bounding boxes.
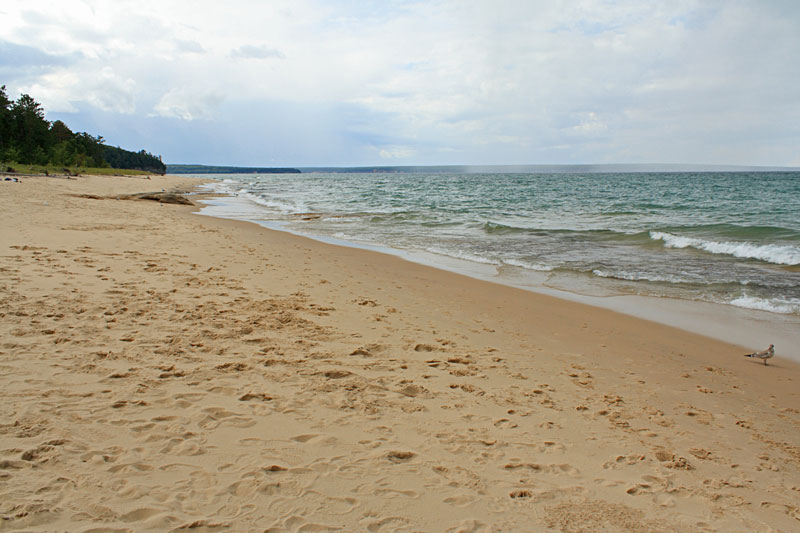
[195,171,800,319]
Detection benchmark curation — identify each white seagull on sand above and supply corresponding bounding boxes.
[744,344,774,365]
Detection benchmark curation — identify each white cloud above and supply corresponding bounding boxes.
[86,67,136,113]
[378,145,415,159]
[569,112,608,137]
[2,0,799,165]
[20,71,82,113]
[20,67,135,114]
[152,88,223,121]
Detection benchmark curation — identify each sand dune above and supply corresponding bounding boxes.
[1,174,799,531]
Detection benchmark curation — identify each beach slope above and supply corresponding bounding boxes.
[1,175,799,531]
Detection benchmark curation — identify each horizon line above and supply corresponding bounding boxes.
[167,162,800,172]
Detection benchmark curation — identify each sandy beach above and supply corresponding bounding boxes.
[1,174,799,532]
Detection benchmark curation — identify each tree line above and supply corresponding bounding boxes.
[0,85,166,174]
[167,164,301,174]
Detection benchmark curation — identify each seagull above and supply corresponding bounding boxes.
[744,344,774,365]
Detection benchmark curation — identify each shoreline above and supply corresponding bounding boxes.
[2,174,799,531]
[195,187,800,362]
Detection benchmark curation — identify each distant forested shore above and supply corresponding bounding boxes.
[167,164,301,174]
[169,163,800,176]
[0,85,165,174]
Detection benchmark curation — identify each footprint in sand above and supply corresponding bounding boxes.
[414,343,437,352]
[689,448,713,460]
[80,450,119,464]
[442,494,478,507]
[365,516,410,532]
[450,383,485,396]
[602,454,647,469]
[291,434,320,443]
[239,392,273,402]
[760,502,800,521]
[20,439,67,463]
[386,450,415,463]
[504,462,580,476]
[395,382,431,398]
[198,407,255,429]
[654,450,693,470]
[107,462,155,473]
[119,507,164,523]
[322,369,352,379]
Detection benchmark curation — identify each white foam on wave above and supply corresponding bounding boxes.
[426,246,501,265]
[198,181,233,194]
[592,269,689,284]
[236,190,307,214]
[199,176,308,214]
[504,258,554,271]
[730,295,800,314]
[650,231,800,265]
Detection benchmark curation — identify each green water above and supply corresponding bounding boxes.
[201,171,800,315]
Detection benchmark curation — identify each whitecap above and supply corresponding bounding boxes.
[650,231,800,265]
[236,190,306,214]
[504,258,554,271]
[730,295,800,314]
[591,269,688,284]
[425,247,501,265]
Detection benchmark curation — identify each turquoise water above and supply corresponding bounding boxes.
[199,172,800,316]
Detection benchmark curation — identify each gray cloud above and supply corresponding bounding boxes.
[174,39,206,54]
[0,39,79,68]
[229,45,285,60]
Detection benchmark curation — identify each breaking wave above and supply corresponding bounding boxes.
[650,231,800,265]
[730,295,800,314]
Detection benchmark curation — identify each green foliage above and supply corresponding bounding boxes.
[50,120,73,143]
[167,164,300,174]
[0,160,151,177]
[0,86,12,157]
[10,93,50,163]
[0,84,165,174]
[103,145,165,173]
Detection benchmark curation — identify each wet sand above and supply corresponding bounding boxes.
[1,174,799,531]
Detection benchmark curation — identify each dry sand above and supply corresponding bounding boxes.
[1,174,799,532]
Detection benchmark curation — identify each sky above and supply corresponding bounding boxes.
[1,0,799,167]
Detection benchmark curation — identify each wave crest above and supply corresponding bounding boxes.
[592,269,690,284]
[425,247,501,265]
[483,221,530,234]
[504,259,554,271]
[650,231,800,265]
[730,295,800,314]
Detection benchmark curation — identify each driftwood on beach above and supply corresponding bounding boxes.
[120,191,194,205]
[69,191,194,205]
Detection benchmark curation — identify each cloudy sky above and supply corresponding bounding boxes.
[2,0,799,167]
